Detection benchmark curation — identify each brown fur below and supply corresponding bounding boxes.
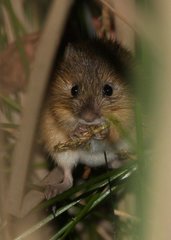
[43,40,133,140]
[40,39,134,198]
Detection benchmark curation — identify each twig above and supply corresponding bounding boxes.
[101,1,114,39]
[100,0,159,51]
[99,0,136,32]
[114,209,139,222]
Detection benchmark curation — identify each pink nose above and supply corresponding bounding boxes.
[80,111,99,123]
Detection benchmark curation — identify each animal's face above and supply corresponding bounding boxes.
[49,42,133,138]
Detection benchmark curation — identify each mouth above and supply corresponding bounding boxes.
[70,119,110,141]
[78,117,106,126]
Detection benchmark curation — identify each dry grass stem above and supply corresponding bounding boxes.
[101,1,114,39]
[54,123,109,152]
[7,0,74,217]
[11,0,32,32]
[99,0,135,32]
[114,209,139,222]
[110,0,135,50]
[146,1,171,239]
[1,6,15,43]
[54,122,133,164]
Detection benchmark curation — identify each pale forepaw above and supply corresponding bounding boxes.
[44,181,73,199]
[93,126,109,140]
[70,124,89,139]
[44,185,61,200]
[108,158,123,169]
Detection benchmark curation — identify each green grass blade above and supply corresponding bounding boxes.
[14,199,80,240]
[0,94,21,112]
[2,0,29,75]
[37,161,137,211]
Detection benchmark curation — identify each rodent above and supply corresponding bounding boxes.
[40,38,134,199]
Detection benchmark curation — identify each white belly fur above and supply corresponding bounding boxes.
[53,139,122,169]
[79,139,117,167]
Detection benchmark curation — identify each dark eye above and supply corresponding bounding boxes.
[71,85,79,97]
[103,84,113,96]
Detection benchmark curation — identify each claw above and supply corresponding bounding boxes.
[51,205,57,218]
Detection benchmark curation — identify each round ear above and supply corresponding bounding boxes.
[64,43,76,60]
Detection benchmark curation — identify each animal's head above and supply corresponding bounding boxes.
[49,39,134,140]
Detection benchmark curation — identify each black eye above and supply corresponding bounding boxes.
[103,84,113,96]
[71,85,79,97]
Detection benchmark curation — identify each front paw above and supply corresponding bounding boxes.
[44,185,61,200]
[108,159,122,169]
[93,125,109,140]
[70,122,109,141]
[70,124,89,139]
[44,181,73,199]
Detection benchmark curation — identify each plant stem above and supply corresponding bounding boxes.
[14,199,80,240]
[37,161,137,211]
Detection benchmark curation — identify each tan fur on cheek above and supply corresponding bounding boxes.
[51,106,77,130]
[40,109,68,153]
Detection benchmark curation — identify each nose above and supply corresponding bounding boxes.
[80,110,99,123]
[79,109,104,125]
[79,98,102,125]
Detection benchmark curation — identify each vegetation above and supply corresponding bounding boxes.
[0,0,161,239]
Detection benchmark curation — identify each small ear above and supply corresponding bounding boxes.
[64,43,76,60]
